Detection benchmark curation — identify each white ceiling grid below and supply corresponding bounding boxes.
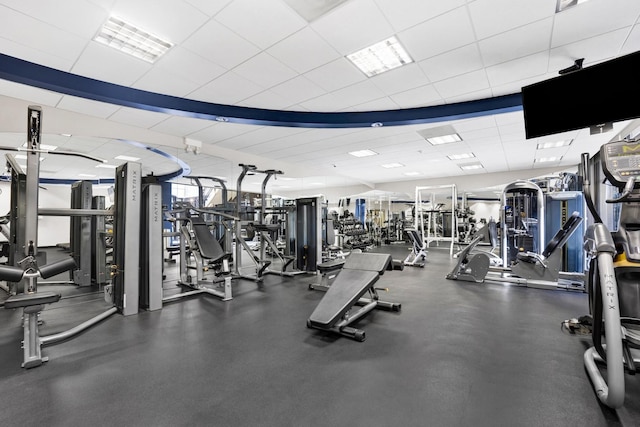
[0,0,636,195]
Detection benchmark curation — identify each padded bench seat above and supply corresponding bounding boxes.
[4,291,61,309]
[317,258,346,273]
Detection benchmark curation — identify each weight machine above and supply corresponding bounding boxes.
[1,106,162,368]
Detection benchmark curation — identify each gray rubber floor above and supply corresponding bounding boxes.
[1,244,639,427]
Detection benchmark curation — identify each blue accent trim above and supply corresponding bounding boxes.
[0,53,523,129]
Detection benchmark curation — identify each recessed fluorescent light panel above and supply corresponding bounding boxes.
[94,16,173,63]
[347,36,413,77]
[535,157,562,163]
[417,125,463,145]
[96,164,118,169]
[448,153,475,160]
[428,134,463,145]
[381,163,404,168]
[349,149,378,157]
[536,139,573,149]
[115,155,141,162]
[556,0,589,13]
[460,163,484,171]
[404,172,422,176]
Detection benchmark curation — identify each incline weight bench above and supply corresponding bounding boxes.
[307,252,401,341]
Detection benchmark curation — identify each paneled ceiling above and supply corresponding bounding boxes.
[0,0,639,196]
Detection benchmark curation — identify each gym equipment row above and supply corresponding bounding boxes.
[1,106,163,368]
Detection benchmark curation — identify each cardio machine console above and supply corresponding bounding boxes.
[601,140,640,188]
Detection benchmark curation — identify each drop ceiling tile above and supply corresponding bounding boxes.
[71,42,152,86]
[188,71,265,105]
[267,27,341,74]
[133,68,201,97]
[237,90,292,109]
[311,0,395,54]
[478,18,553,67]
[399,6,475,62]
[189,122,256,144]
[233,52,298,88]
[418,43,483,83]
[0,38,74,72]
[1,0,108,39]
[214,0,306,49]
[389,84,442,108]
[270,76,326,106]
[0,5,88,62]
[108,107,169,128]
[56,95,121,119]
[298,91,348,112]
[184,0,232,16]
[370,63,430,96]
[329,80,387,109]
[0,80,63,107]
[468,0,552,40]
[621,24,640,55]
[548,28,631,72]
[552,0,640,48]
[445,88,493,104]
[156,47,227,86]
[348,96,400,112]
[485,51,549,87]
[182,19,260,70]
[151,115,214,136]
[304,58,366,92]
[433,70,490,99]
[374,0,467,32]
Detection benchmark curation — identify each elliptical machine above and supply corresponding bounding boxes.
[582,140,640,409]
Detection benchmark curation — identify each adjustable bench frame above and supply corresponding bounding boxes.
[404,229,427,267]
[307,252,401,341]
[2,257,76,368]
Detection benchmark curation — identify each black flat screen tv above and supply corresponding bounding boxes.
[521,50,640,139]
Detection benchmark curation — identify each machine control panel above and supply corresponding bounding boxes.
[601,140,640,188]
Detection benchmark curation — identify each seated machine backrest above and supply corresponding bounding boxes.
[459,232,484,260]
[326,219,337,246]
[541,211,582,258]
[343,252,392,274]
[405,229,424,249]
[487,219,498,249]
[190,216,226,262]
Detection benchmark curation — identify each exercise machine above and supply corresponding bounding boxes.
[307,252,402,341]
[168,206,234,302]
[501,180,545,266]
[447,214,583,289]
[580,139,640,409]
[403,228,427,267]
[446,222,496,283]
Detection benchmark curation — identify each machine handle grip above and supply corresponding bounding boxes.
[606,176,636,203]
